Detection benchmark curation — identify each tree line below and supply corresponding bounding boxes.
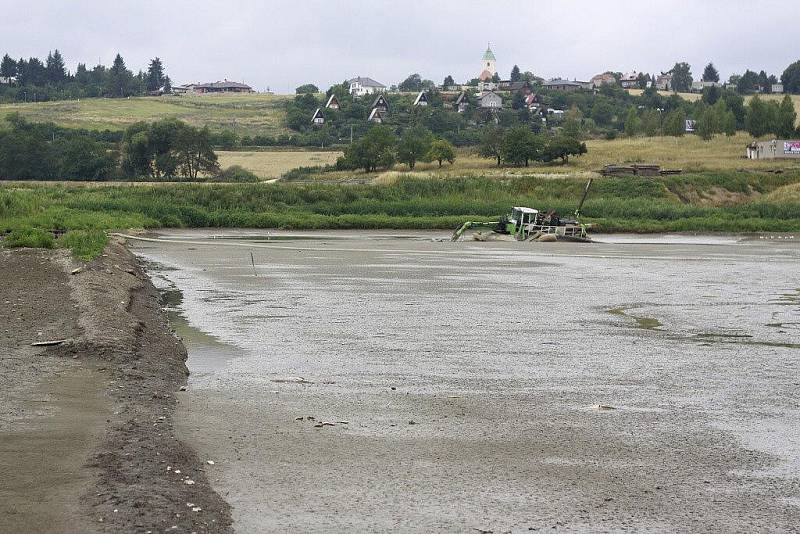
[0,50,171,101]
[0,114,221,181]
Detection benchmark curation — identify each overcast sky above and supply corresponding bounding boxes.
[2,0,797,92]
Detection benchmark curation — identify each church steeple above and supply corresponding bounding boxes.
[479,44,497,81]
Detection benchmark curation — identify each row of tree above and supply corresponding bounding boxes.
[0,50,171,101]
[337,126,456,172]
[0,114,219,180]
[479,127,587,167]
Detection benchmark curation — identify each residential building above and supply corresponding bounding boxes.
[772,83,785,94]
[620,72,640,89]
[590,72,617,88]
[311,108,325,126]
[497,80,533,94]
[413,91,429,106]
[371,94,390,113]
[325,94,340,109]
[691,81,723,92]
[191,80,254,94]
[542,79,583,92]
[655,73,673,91]
[454,92,469,113]
[368,108,385,123]
[524,93,541,111]
[349,77,386,97]
[477,90,502,108]
[0,76,16,85]
[479,45,497,82]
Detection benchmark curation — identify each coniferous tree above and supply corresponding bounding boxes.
[45,49,66,84]
[146,57,165,92]
[702,63,719,83]
[443,75,454,87]
[106,54,133,97]
[510,65,521,82]
[0,54,17,78]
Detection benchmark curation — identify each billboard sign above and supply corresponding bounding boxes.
[784,141,800,155]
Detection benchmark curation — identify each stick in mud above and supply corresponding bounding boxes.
[250,251,257,277]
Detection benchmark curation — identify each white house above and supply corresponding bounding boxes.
[349,77,386,97]
[772,83,784,94]
[311,108,325,126]
[413,91,429,106]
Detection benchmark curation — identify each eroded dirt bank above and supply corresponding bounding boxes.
[0,240,231,533]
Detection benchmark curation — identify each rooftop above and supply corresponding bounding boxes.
[482,46,496,61]
[349,76,386,88]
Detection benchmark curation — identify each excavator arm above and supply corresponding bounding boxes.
[451,221,499,241]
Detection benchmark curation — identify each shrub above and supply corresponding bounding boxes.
[3,227,55,249]
[212,165,260,183]
[57,229,107,260]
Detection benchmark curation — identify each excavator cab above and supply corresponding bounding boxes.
[508,207,538,236]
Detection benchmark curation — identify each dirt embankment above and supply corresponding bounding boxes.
[0,239,232,533]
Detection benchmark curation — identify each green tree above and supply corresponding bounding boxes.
[590,100,614,126]
[479,126,505,166]
[106,54,134,97]
[397,127,433,169]
[491,72,501,83]
[426,139,456,167]
[342,126,397,172]
[782,60,800,94]
[511,91,526,110]
[745,95,774,137]
[543,135,587,164]
[443,75,455,87]
[640,109,662,136]
[501,127,542,167]
[696,107,715,140]
[702,62,720,83]
[510,65,521,82]
[0,54,17,78]
[776,94,798,138]
[663,109,687,136]
[175,125,220,179]
[398,73,423,92]
[670,62,693,92]
[624,107,640,137]
[295,84,319,94]
[701,85,721,105]
[737,70,760,94]
[45,49,66,84]
[146,57,165,92]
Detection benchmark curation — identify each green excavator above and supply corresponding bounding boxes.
[451,178,594,242]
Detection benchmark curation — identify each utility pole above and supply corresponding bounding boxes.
[350,125,353,144]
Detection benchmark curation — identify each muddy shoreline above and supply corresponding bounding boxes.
[0,239,232,533]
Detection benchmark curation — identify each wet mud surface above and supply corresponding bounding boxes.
[1,243,232,533]
[133,230,800,533]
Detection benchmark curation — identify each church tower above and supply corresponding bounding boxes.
[479,44,497,81]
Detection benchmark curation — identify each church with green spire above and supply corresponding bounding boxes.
[479,44,497,81]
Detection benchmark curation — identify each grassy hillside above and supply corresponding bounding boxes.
[0,94,291,136]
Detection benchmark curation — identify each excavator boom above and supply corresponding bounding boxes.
[451,221,499,241]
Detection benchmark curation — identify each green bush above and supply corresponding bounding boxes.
[212,165,260,183]
[3,227,55,249]
[57,229,108,261]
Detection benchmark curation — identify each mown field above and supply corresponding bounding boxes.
[286,133,800,183]
[0,93,292,136]
[3,172,800,258]
[216,150,342,179]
